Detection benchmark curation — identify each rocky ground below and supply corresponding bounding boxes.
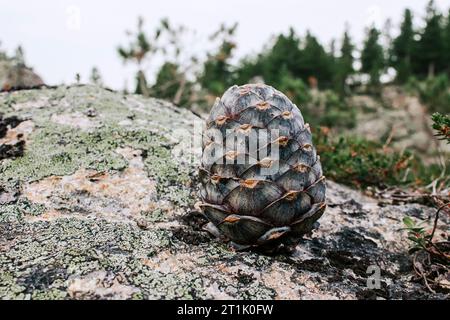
[0,85,448,300]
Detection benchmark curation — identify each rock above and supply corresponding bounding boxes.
[0,54,44,91]
[349,85,450,159]
[0,85,448,300]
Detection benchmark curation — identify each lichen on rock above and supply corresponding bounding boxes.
[0,85,448,300]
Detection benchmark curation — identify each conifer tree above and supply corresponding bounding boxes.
[261,28,303,84]
[361,26,385,85]
[443,9,450,74]
[417,0,444,78]
[335,28,354,94]
[391,9,415,82]
[298,31,334,88]
[89,67,103,86]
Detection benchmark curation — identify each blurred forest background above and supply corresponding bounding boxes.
[1,0,449,193]
[112,0,450,192]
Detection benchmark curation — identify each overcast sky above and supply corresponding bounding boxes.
[1,0,449,90]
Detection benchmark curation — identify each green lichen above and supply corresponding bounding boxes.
[0,272,27,299]
[31,289,68,300]
[0,124,189,187]
[141,209,168,223]
[0,218,179,299]
[0,85,195,211]
[0,198,46,222]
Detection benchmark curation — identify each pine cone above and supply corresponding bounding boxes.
[199,84,326,252]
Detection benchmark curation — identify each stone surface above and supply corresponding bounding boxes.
[0,85,448,300]
[349,86,450,159]
[0,57,44,91]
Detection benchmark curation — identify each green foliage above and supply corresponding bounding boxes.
[118,17,155,66]
[234,57,263,85]
[151,62,179,99]
[250,28,303,85]
[151,62,192,106]
[402,217,431,252]
[277,68,311,106]
[115,1,450,109]
[314,130,444,189]
[361,26,385,85]
[444,9,450,74]
[406,74,450,113]
[415,0,444,78]
[334,29,355,96]
[391,9,415,82]
[316,132,408,188]
[432,112,450,143]
[233,29,335,90]
[317,91,356,129]
[297,32,334,88]
[118,17,197,104]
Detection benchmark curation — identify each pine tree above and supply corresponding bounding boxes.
[335,28,354,94]
[416,0,444,78]
[261,28,303,84]
[89,67,103,86]
[361,26,385,85]
[298,31,334,88]
[391,9,415,82]
[14,46,25,66]
[443,9,450,74]
[235,29,334,90]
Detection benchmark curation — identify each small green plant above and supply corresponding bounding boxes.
[402,204,450,293]
[432,112,450,143]
[402,216,431,252]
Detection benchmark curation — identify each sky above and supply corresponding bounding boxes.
[1,0,449,90]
